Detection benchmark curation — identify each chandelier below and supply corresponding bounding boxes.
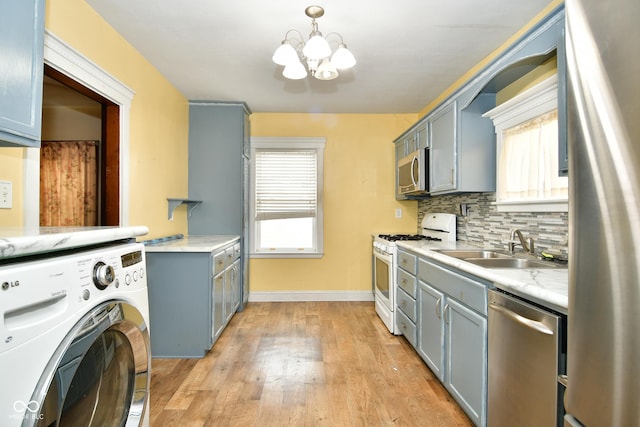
[272,5,356,81]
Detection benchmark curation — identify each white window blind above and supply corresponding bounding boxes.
[254,150,318,221]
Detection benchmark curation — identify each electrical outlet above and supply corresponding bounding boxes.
[0,180,12,209]
[395,208,402,219]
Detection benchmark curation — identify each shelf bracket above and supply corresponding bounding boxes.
[167,198,202,220]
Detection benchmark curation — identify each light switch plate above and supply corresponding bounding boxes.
[0,180,13,209]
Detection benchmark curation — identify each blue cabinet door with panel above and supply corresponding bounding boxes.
[446,297,487,427]
[418,281,445,381]
[429,101,457,193]
[0,0,45,147]
[188,102,251,310]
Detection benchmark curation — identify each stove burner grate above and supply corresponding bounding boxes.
[378,234,442,242]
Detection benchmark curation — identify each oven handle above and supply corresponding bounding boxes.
[373,249,393,263]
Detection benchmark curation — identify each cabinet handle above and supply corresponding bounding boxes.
[401,278,407,285]
[401,258,407,265]
[401,300,407,308]
[435,297,442,319]
[450,169,455,185]
[444,303,450,324]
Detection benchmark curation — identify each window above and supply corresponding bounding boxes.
[484,75,568,212]
[250,137,325,257]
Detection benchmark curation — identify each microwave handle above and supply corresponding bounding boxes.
[410,155,418,186]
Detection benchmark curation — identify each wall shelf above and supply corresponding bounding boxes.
[167,198,202,220]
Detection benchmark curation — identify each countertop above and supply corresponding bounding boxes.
[396,240,568,314]
[144,235,240,253]
[0,226,149,260]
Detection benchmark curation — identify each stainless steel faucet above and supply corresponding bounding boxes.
[508,229,535,254]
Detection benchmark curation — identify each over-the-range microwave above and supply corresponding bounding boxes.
[397,149,428,196]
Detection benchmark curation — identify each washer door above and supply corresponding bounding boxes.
[28,301,150,427]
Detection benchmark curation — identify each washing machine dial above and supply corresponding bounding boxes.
[93,262,115,290]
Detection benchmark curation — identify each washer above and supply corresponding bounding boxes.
[0,242,150,427]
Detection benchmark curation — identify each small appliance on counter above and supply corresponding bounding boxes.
[372,213,457,334]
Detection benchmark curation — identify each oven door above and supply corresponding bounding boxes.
[373,248,396,333]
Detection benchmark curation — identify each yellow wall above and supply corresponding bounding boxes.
[0,149,24,226]
[0,0,190,238]
[497,57,558,104]
[250,113,418,293]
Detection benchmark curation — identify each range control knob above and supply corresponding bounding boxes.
[93,262,115,290]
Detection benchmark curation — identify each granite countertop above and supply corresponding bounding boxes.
[0,226,149,260]
[396,240,569,314]
[144,235,240,253]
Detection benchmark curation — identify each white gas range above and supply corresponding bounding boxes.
[372,213,457,334]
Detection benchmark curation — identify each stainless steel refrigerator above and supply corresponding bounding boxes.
[565,0,640,425]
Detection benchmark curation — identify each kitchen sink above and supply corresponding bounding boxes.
[434,249,563,269]
[435,250,513,259]
[466,258,560,269]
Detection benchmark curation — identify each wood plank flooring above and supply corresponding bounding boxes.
[149,302,472,426]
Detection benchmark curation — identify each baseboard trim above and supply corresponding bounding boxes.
[248,291,375,302]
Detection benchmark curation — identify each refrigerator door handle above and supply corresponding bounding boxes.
[489,302,554,335]
[558,374,568,388]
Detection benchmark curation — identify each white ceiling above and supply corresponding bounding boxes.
[84,0,552,114]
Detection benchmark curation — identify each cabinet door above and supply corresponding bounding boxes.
[232,259,241,312]
[0,0,44,147]
[446,298,487,426]
[395,139,406,200]
[556,14,568,177]
[416,121,428,149]
[429,101,457,193]
[418,281,445,381]
[224,267,234,324]
[213,273,225,341]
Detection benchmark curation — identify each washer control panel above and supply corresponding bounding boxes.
[0,242,146,353]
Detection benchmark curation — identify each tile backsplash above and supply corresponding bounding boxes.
[418,192,568,257]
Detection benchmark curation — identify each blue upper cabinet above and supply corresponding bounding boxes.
[0,0,45,148]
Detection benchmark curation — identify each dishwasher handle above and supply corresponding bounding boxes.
[489,302,554,335]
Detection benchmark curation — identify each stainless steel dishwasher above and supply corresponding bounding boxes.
[487,289,566,427]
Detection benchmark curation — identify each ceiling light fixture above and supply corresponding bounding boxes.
[272,5,356,81]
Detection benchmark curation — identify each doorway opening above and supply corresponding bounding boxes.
[41,64,120,226]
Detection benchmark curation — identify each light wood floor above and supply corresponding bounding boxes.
[149,301,472,426]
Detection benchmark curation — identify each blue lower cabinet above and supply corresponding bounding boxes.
[446,298,487,426]
[414,256,488,426]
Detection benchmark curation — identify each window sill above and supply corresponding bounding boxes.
[250,252,324,259]
[493,199,568,213]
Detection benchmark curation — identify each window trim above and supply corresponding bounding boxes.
[249,137,325,258]
[484,74,568,212]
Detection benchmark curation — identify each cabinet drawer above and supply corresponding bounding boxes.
[396,308,417,347]
[397,287,417,323]
[397,268,417,298]
[398,250,417,274]
[213,250,226,275]
[418,259,488,315]
[225,246,235,266]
